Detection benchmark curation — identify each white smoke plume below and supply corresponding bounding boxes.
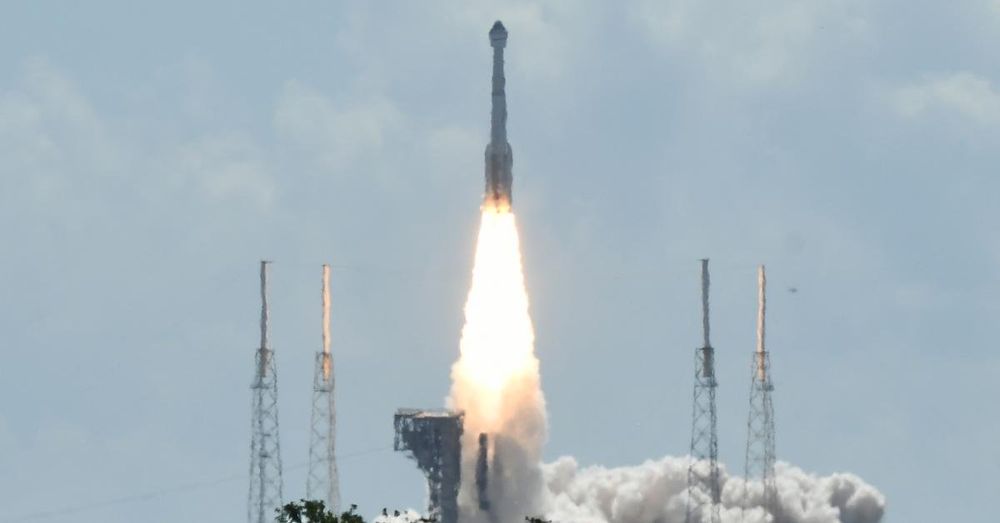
[542,456,885,523]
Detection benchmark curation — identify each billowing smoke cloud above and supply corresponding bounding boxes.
[542,456,885,523]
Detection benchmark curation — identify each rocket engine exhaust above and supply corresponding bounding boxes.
[449,201,546,523]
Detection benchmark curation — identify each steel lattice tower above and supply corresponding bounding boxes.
[248,261,283,523]
[306,264,341,511]
[686,259,721,523]
[742,265,779,522]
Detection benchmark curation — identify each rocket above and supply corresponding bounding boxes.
[484,21,513,212]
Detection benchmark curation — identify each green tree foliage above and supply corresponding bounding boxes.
[276,500,550,523]
[276,500,365,523]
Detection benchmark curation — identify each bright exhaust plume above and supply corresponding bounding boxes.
[449,208,547,522]
[452,209,537,425]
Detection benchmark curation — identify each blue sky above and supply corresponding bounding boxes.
[1,1,999,522]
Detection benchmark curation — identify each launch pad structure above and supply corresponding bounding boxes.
[393,409,464,523]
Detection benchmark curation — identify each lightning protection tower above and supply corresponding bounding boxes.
[248,260,284,523]
[742,265,779,522]
[686,259,721,523]
[306,264,341,511]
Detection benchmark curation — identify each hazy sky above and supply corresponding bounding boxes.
[2,1,999,522]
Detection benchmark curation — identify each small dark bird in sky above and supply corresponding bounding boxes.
[788,286,798,293]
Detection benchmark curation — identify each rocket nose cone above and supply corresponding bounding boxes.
[489,20,508,46]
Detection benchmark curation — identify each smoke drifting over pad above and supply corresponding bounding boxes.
[542,457,886,523]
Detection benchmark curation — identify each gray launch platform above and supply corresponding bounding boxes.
[393,409,464,523]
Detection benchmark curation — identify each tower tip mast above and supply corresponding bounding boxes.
[756,265,767,382]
